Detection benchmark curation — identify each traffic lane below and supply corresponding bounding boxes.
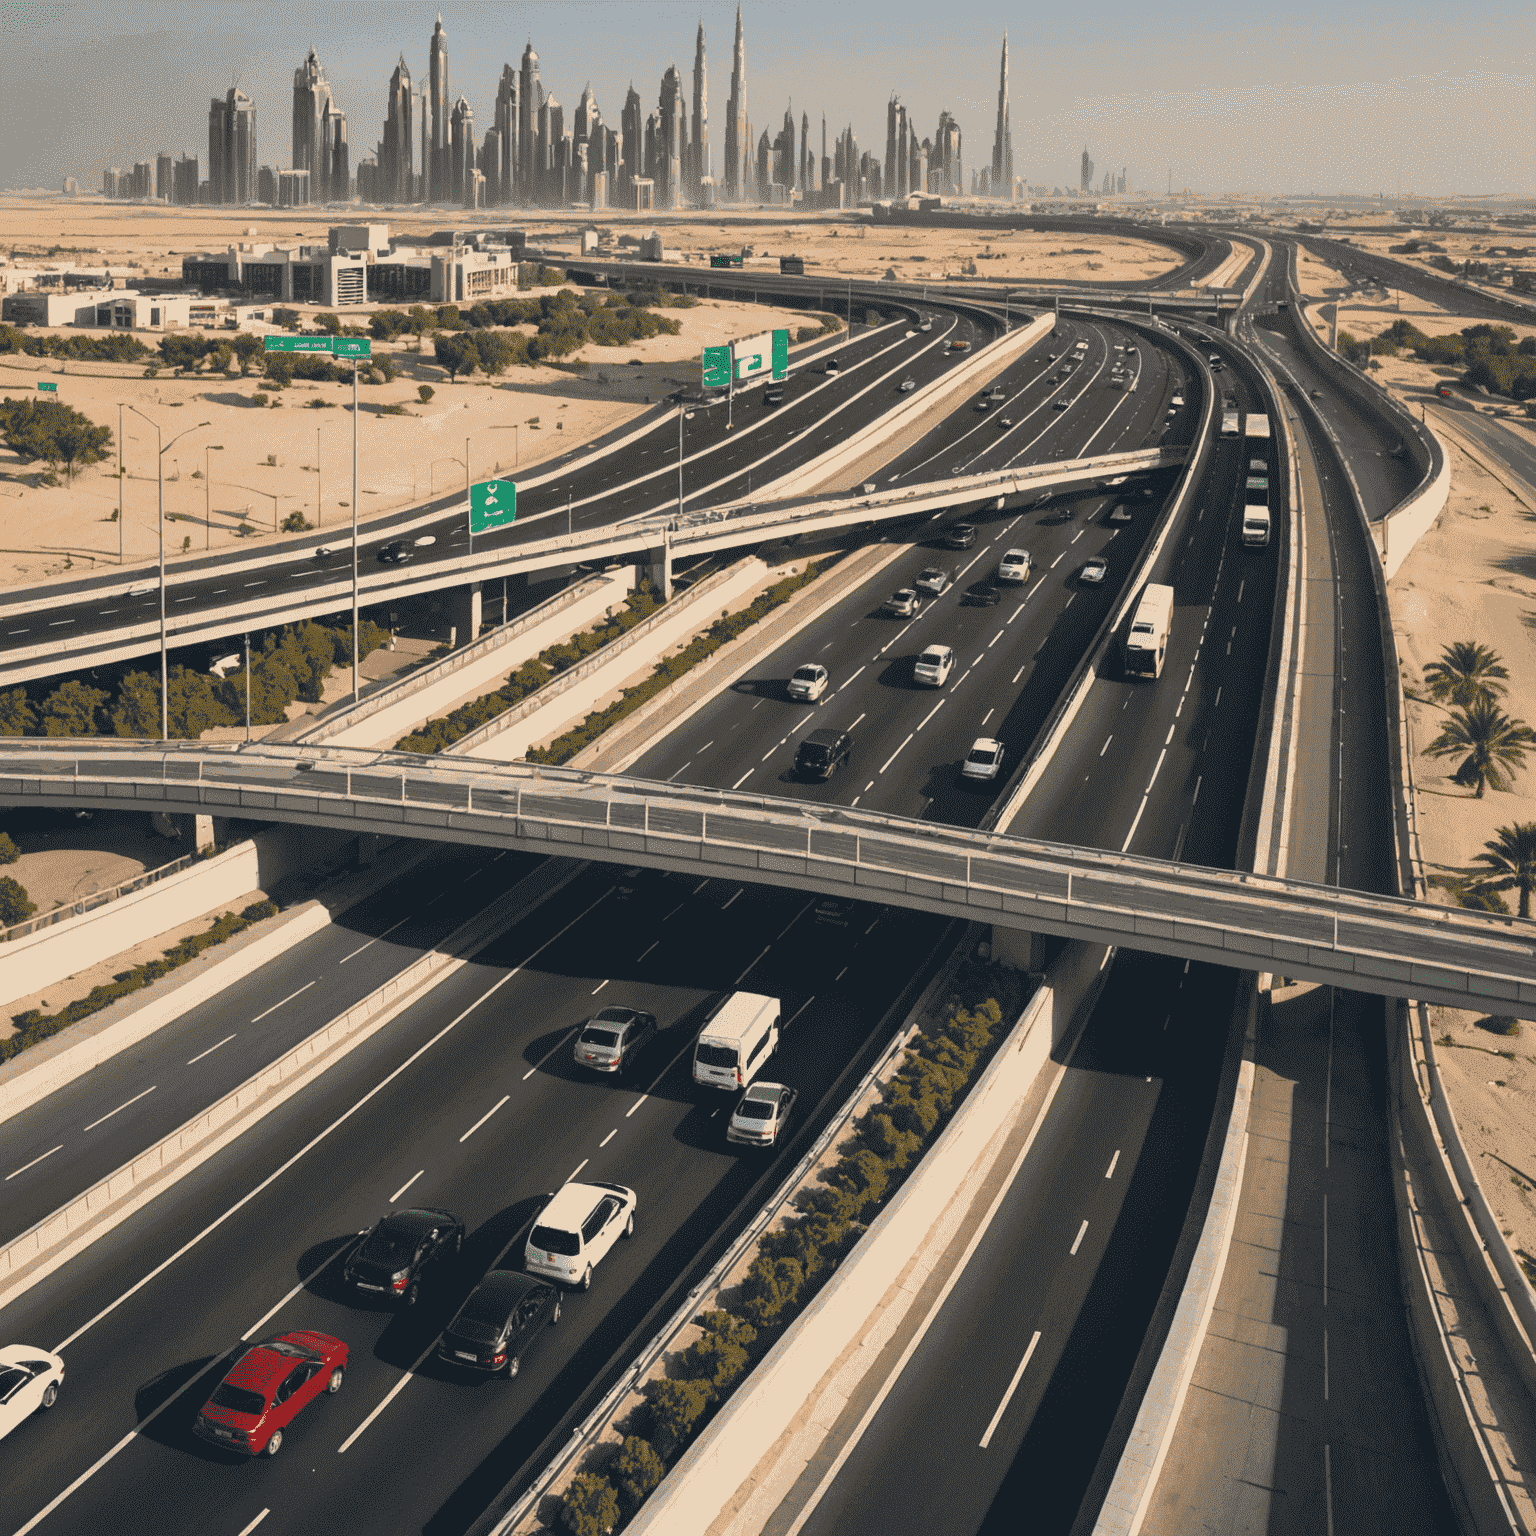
[1441,408,1536,492]
[0,845,544,1247]
[798,952,1236,1536]
[1,871,941,1536]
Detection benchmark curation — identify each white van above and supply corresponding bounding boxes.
[692,992,781,1091]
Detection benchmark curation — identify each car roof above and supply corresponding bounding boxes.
[920,644,950,658]
[538,1181,627,1228]
[227,1333,332,1393]
[970,737,1002,752]
[1086,555,1108,566]
[0,1345,59,1372]
[803,727,848,748]
[793,662,824,673]
[742,1081,787,1103]
[465,1269,543,1308]
[1002,548,1028,560]
[376,1207,453,1238]
[592,1004,641,1024]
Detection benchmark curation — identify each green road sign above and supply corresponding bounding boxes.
[702,345,731,389]
[469,478,516,534]
[332,337,372,358]
[263,335,335,353]
[36,381,57,392]
[771,329,789,381]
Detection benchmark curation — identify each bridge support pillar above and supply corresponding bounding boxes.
[165,812,216,850]
[446,581,483,648]
[636,530,673,602]
[989,925,1047,974]
[355,832,383,868]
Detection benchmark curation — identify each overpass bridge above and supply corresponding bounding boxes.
[0,445,1184,686]
[3,740,1533,1021]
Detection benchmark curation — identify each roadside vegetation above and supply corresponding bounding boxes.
[0,396,113,481]
[1341,320,1536,401]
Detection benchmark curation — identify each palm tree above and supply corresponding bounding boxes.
[1474,823,1536,917]
[1425,698,1536,797]
[1423,641,1510,709]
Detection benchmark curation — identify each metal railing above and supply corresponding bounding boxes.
[0,846,199,943]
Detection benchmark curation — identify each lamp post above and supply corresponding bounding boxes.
[316,426,322,528]
[350,353,359,702]
[204,444,223,550]
[243,632,251,743]
[125,408,209,741]
[116,403,124,565]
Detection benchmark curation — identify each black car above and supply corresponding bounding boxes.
[942,523,977,549]
[438,1270,560,1377]
[344,1207,464,1305]
[965,583,1002,607]
[796,728,852,781]
[377,540,413,565]
[764,388,785,405]
[573,1005,659,1075]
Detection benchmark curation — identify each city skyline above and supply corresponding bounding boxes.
[2,1,1528,201]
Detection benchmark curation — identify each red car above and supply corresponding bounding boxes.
[193,1330,348,1457]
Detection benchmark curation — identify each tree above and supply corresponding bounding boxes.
[229,333,264,375]
[110,672,160,737]
[0,687,34,736]
[433,331,478,381]
[612,1437,664,1513]
[159,333,210,372]
[1473,823,1536,918]
[1423,641,1509,708]
[38,679,108,737]
[471,329,517,375]
[1425,698,1536,797]
[405,305,437,348]
[370,309,410,342]
[0,874,36,927]
[558,1473,618,1536]
[263,354,295,388]
[313,313,342,336]
[166,667,236,738]
[417,384,435,404]
[0,831,19,864]
[0,399,112,479]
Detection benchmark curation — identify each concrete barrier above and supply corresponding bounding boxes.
[0,856,583,1312]
[624,937,1115,1536]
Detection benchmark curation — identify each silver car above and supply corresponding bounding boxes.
[727,1082,799,1148]
[574,1006,658,1076]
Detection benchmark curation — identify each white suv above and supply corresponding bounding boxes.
[525,1181,638,1291]
[913,645,955,687]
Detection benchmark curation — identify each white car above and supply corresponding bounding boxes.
[883,588,921,617]
[1080,556,1109,585]
[997,549,1033,583]
[914,567,951,596]
[962,738,1006,782]
[727,1082,799,1148]
[899,378,917,392]
[1171,394,1185,407]
[786,663,829,702]
[525,1181,637,1291]
[0,1346,64,1442]
[913,644,955,687]
[414,534,437,547]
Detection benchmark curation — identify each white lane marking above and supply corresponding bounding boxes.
[250,980,315,1022]
[916,700,945,731]
[1237,580,1245,603]
[625,1095,649,1119]
[700,741,713,753]
[847,712,866,731]
[735,945,772,985]
[776,901,815,941]
[864,780,875,793]
[1165,723,1176,746]
[6,1145,63,1181]
[850,796,861,806]
[837,666,866,691]
[785,996,817,1028]
[638,940,659,961]
[600,1129,617,1148]
[591,979,609,995]
[1009,602,1027,622]
[669,761,693,781]
[1106,1150,1121,1179]
[389,1169,424,1203]
[83,1085,155,1132]
[1070,1220,1089,1256]
[981,709,994,725]
[880,734,915,773]
[722,888,743,910]
[1012,664,1027,684]
[1100,735,1113,757]
[1121,797,1148,853]
[49,618,75,626]
[979,1332,1042,1449]
[1192,774,1202,805]
[243,580,265,587]
[733,770,753,789]
[1051,553,1064,568]
[459,1094,510,1144]
[1070,529,1084,544]
[568,1158,589,1182]
[988,630,1005,648]
[1214,686,1222,708]
[187,1033,237,1066]
[236,1512,271,1536]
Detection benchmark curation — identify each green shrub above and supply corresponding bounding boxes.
[241,899,278,921]
[0,874,36,927]
[558,1472,619,1536]
[612,1436,665,1512]
[645,1377,711,1459]
[281,511,312,532]
[251,393,269,407]
[674,1311,756,1394]
[0,831,19,865]
[738,1253,805,1329]
[417,384,435,404]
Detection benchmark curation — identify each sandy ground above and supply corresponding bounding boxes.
[0,808,185,916]
[1387,435,1536,1277]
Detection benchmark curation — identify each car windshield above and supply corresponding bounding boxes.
[696,1042,739,1068]
[211,1382,267,1416]
[798,745,829,764]
[736,1100,775,1120]
[530,1225,581,1257]
[969,748,997,764]
[580,1026,621,1048]
[358,1235,412,1266]
[793,667,819,682]
[919,570,941,580]
[458,1281,519,1325]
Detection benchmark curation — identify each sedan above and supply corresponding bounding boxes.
[898,378,917,393]
[1052,399,1070,411]
[574,1005,658,1076]
[344,1207,464,1305]
[1080,556,1109,585]
[414,534,437,547]
[914,566,952,596]
[377,540,413,564]
[975,398,992,412]
[727,1082,799,1148]
[942,523,977,550]
[786,663,829,702]
[313,546,337,560]
[0,1346,64,1442]
[193,1331,347,1457]
[998,417,1014,428]
[438,1271,560,1377]
[913,644,955,687]
[962,738,1006,782]
[882,588,920,618]
[997,549,1032,583]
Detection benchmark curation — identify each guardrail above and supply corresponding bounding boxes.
[0,847,199,944]
[3,740,1536,1018]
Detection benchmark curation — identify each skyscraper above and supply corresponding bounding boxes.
[1080,147,1094,193]
[212,86,257,204]
[383,56,413,203]
[450,96,474,206]
[690,22,709,199]
[322,93,347,202]
[519,42,540,201]
[155,153,173,201]
[494,64,517,205]
[429,13,449,202]
[991,33,1012,197]
[659,65,685,207]
[621,83,642,205]
[724,4,746,201]
[293,49,332,198]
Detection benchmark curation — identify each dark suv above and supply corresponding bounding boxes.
[796,728,852,780]
[343,1207,464,1306]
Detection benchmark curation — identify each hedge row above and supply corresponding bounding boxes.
[393,582,662,754]
[1,899,278,1063]
[558,956,1025,1534]
[528,558,840,768]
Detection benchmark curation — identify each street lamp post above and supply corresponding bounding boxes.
[351,355,359,702]
[126,406,207,741]
[466,435,472,558]
[117,403,124,566]
[243,632,251,743]
[204,444,223,550]
[316,426,322,528]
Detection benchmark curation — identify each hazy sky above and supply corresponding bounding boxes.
[1,0,1531,198]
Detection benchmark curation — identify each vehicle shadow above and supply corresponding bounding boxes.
[296,1232,364,1303]
[135,1353,235,1454]
[670,1092,741,1153]
[876,655,917,689]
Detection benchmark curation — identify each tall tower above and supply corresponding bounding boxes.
[293,49,330,200]
[991,32,1012,196]
[384,56,413,203]
[519,41,540,202]
[494,64,517,205]
[660,65,685,208]
[691,22,709,199]
[724,4,746,201]
[429,13,449,201]
[450,95,474,206]
[621,84,642,206]
[1080,146,1093,193]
